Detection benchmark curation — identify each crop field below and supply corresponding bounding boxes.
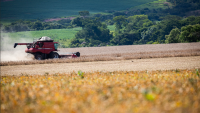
[1,27,82,41]
[60,42,200,56]
[1,69,200,113]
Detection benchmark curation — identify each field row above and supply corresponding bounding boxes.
[1,69,200,113]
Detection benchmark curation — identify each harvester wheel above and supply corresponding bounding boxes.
[49,52,59,59]
[76,52,80,57]
[34,53,43,60]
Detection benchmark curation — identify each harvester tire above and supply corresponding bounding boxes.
[34,53,43,60]
[49,52,59,59]
[76,52,80,57]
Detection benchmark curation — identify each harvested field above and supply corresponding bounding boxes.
[59,42,200,56]
[1,42,200,66]
[1,56,200,76]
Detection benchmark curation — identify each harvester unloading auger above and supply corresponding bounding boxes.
[14,36,80,60]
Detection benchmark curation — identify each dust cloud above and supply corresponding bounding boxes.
[0,32,33,61]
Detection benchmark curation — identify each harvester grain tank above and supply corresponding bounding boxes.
[14,36,80,60]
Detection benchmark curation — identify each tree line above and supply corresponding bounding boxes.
[1,19,73,32]
[68,15,200,47]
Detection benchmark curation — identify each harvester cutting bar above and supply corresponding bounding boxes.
[58,52,77,55]
[14,43,32,48]
[59,54,77,58]
[58,52,80,58]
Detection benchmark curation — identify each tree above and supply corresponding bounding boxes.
[127,15,153,30]
[165,28,181,43]
[110,32,133,45]
[160,15,182,20]
[79,11,90,18]
[112,15,155,45]
[113,16,127,31]
[69,38,81,47]
[141,26,156,42]
[69,18,113,47]
[181,16,200,26]
[71,17,84,27]
[153,18,181,42]
[179,24,200,42]
[30,21,43,30]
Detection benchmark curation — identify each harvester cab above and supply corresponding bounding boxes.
[14,36,80,60]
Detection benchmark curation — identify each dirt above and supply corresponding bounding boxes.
[1,56,200,76]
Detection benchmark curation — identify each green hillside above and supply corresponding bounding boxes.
[0,0,156,20]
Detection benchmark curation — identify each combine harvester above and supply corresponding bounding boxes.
[14,36,80,60]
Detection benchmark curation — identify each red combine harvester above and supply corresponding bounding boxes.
[14,36,80,60]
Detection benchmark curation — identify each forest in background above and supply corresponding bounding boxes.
[1,0,200,47]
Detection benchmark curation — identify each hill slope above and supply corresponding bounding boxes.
[0,0,156,20]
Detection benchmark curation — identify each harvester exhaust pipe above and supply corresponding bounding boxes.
[14,43,18,48]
